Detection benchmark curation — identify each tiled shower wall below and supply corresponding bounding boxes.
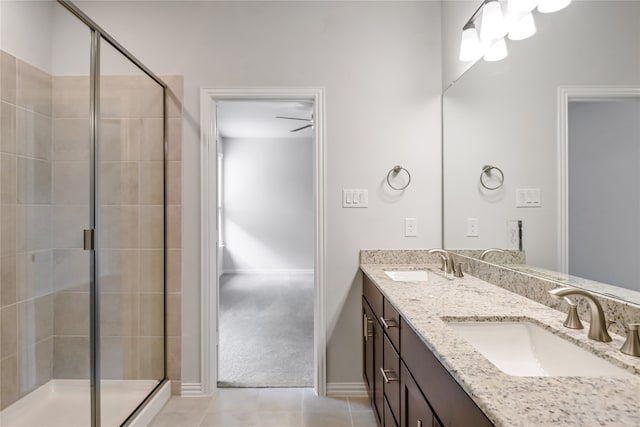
[0,49,183,409]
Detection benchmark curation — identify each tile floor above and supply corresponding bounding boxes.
[150,388,376,427]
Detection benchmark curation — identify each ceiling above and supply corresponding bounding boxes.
[217,100,314,139]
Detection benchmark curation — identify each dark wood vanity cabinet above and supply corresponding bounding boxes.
[362,274,495,427]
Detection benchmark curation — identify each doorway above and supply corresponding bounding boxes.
[199,88,326,395]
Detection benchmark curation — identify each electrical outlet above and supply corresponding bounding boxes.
[467,218,479,237]
[507,220,521,250]
[405,218,417,237]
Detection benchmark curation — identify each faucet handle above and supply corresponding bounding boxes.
[562,297,584,330]
[454,262,465,278]
[621,323,640,357]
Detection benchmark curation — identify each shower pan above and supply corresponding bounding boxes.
[0,1,169,425]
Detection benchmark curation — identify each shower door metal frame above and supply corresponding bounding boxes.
[56,1,169,426]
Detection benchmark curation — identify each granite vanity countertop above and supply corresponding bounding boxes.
[360,263,640,427]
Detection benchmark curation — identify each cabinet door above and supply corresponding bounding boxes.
[363,299,375,399]
[401,362,434,427]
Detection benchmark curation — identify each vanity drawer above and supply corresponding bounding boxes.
[363,274,384,319]
[383,334,400,423]
[401,318,493,427]
[383,299,400,351]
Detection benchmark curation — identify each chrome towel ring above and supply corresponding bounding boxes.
[480,165,504,190]
[387,165,411,191]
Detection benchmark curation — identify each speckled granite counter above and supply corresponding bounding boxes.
[360,263,640,426]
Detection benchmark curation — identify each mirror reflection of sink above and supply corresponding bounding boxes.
[384,270,429,282]
[447,321,633,378]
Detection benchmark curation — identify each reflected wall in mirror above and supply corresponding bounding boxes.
[443,1,640,303]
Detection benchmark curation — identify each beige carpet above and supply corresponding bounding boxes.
[218,273,314,387]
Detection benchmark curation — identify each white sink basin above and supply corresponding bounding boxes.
[384,270,429,282]
[447,321,633,377]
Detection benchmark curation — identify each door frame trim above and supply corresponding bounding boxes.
[557,86,640,272]
[199,87,326,395]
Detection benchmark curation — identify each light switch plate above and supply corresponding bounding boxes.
[516,188,541,208]
[343,189,368,208]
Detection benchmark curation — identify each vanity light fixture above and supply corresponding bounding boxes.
[459,0,570,63]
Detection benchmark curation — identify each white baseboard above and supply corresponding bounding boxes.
[181,382,204,396]
[326,382,368,397]
[222,269,314,275]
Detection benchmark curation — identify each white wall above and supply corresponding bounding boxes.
[74,0,443,387]
[568,100,640,292]
[443,1,640,270]
[221,137,314,274]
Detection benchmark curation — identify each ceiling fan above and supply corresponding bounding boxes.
[276,114,314,132]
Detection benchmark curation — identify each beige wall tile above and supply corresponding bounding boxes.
[17,294,53,349]
[53,118,90,161]
[16,205,51,252]
[139,206,163,249]
[1,305,17,359]
[100,119,140,161]
[167,161,181,205]
[1,355,18,410]
[140,250,163,293]
[167,118,181,161]
[16,59,52,117]
[53,336,89,379]
[139,293,164,337]
[139,161,163,205]
[1,255,16,307]
[1,51,16,105]
[1,204,16,255]
[52,76,90,119]
[167,336,181,382]
[53,249,89,293]
[138,336,163,380]
[101,206,139,249]
[52,206,89,249]
[167,205,181,249]
[101,336,138,380]
[1,101,16,153]
[170,380,181,396]
[100,76,163,119]
[52,161,89,205]
[16,251,53,300]
[140,119,163,161]
[17,157,51,204]
[16,108,51,160]
[100,292,139,337]
[34,338,53,387]
[167,249,181,294]
[166,293,181,338]
[1,153,16,204]
[99,249,139,293]
[53,292,89,336]
[100,162,139,205]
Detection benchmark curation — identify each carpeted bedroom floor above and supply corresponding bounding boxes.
[218,273,314,387]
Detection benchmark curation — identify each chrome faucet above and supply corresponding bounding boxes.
[548,287,612,342]
[428,249,455,275]
[479,248,505,261]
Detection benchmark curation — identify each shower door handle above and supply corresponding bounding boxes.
[84,229,94,251]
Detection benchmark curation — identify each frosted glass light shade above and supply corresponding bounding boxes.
[480,0,508,41]
[484,38,508,62]
[538,0,571,13]
[507,0,540,14]
[459,25,484,61]
[508,13,536,40]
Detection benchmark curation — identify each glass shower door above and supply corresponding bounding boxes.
[98,39,165,427]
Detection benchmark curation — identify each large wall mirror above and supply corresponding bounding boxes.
[443,0,640,305]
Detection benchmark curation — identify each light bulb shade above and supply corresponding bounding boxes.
[508,13,536,40]
[507,0,540,14]
[480,0,508,41]
[484,38,508,62]
[459,25,484,61]
[538,0,571,13]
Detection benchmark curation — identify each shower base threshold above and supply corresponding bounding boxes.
[0,379,168,427]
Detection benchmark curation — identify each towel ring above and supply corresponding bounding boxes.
[387,165,411,191]
[480,165,504,190]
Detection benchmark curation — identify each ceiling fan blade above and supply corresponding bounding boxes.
[290,124,313,132]
[276,116,311,122]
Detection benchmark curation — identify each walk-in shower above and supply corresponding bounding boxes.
[0,1,168,425]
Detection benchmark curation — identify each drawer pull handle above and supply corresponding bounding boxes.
[417,420,422,427]
[379,368,398,383]
[363,314,373,340]
[381,317,398,329]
